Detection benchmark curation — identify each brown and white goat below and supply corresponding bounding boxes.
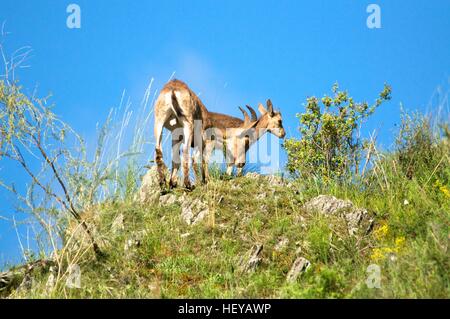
[153,79,255,190]
[199,99,286,178]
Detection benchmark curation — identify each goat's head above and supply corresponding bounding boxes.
[257,99,286,138]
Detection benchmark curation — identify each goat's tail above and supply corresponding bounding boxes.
[170,90,184,119]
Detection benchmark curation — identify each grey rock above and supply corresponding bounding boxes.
[266,175,286,187]
[286,257,311,283]
[17,273,34,292]
[159,193,177,206]
[0,260,54,296]
[124,230,148,252]
[245,172,261,179]
[303,195,354,215]
[274,238,289,252]
[180,197,209,225]
[239,244,263,273]
[303,195,372,235]
[136,166,163,204]
[245,172,287,186]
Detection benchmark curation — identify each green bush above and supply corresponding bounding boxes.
[284,83,391,180]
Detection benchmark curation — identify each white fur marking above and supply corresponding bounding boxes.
[164,92,172,105]
[167,91,183,118]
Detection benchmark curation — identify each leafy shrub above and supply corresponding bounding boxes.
[284,83,391,180]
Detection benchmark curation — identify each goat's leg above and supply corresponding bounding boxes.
[192,119,204,184]
[236,163,245,177]
[225,150,235,176]
[182,123,194,190]
[225,140,235,176]
[154,121,167,190]
[170,135,182,189]
[201,140,214,183]
[226,164,234,176]
[235,148,246,177]
[192,147,201,183]
[235,135,247,177]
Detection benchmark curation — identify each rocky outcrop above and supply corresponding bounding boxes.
[136,167,210,225]
[245,172,288,187]
[303,195,373,235]
[159,193,177,206]
[136,166,163,204]
[180,196,209,225]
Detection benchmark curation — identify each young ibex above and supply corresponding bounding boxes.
[199,99,286,179]
[153,79,285,190]
[153,79,256,190]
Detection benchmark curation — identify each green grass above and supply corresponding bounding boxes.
[5,157,449,298]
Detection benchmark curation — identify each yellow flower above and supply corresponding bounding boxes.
[374,223,389,240]
[439,185,450,198]
[370,248,385,262]
[395,236,406,250]
[370,237,406,262]
[434,180,450,198]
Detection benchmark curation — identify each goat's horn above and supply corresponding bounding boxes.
[246,105,258,122]
[267,99,274,115]
[239,106,250,125]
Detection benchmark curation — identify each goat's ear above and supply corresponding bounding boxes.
[246,105,258,122]
[267,99,274,116]
[258,103,267,115]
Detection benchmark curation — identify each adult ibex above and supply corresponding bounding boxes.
[199,99,286,179]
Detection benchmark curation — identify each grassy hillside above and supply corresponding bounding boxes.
[3,153,449,298]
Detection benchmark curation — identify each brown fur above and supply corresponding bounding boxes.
[197,100,285,178]
[154,79,285,186]
[153,79,256,190]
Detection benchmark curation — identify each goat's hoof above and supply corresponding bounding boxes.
[160,183,170,194]
[169,180,177,189]
[183,182,195,192]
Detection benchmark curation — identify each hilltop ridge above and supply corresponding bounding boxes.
[1,166,448,298]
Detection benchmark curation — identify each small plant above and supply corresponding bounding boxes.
[284,83,391,181]
[306,216,332,263]
[396,110,441,180]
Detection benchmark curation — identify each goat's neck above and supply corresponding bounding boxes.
[246,116,269,146]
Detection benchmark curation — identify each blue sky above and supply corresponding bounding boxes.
[1,0,449,267]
